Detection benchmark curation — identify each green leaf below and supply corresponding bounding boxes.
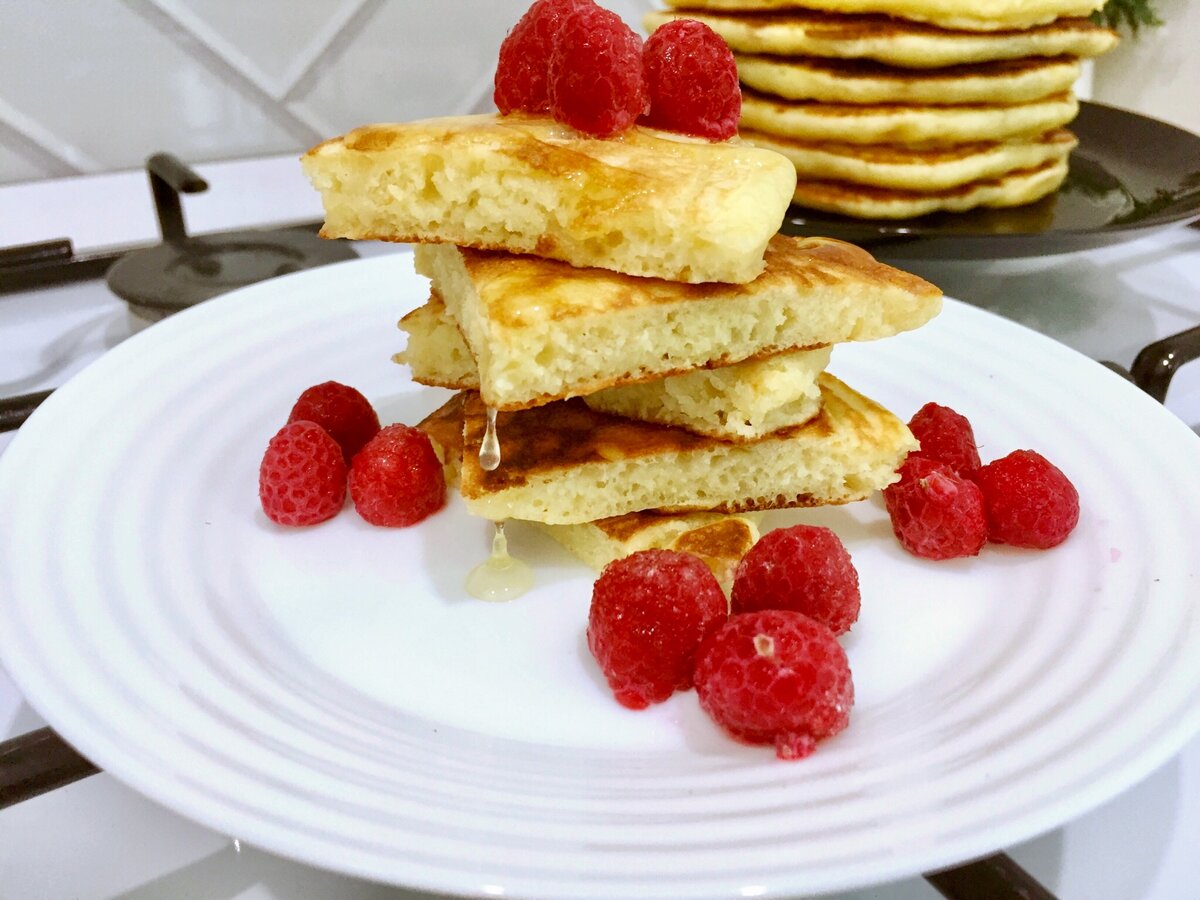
[1092,0,1164,34]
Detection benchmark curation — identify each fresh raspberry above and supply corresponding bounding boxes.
[730,525,860,636]
[884,455,987,560]
[258,421,347,527]
[494,0,593,114]
[587,549,727,710]
[694,610,853,760]
[348,424,445,527]
[642,19,741,140]
[974,449,1079,549]
[287,381,380,463]
[547,4,648,138]
[907,402,981,476]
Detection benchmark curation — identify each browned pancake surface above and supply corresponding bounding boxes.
[459,234,940,328]
[456,387,855,496]
[744,127,1076,164]
[759,54,1078,80]
[677,9,1109,40]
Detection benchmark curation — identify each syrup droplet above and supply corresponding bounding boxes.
[466,521,533,602]
[479,406,501,471]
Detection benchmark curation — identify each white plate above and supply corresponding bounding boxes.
[3,253,1200,899]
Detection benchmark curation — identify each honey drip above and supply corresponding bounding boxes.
[479,406,501,471]
[466,522,533,602]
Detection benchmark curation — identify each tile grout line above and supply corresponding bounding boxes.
[0,97,101,177]
[119,0,323,147]
[276,0,376,101]
[145,0,290,99]
[279,0,385,104]
[278,0,388,137]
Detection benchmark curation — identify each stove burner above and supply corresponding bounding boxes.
[104,153,355,325]
[107,229,354,319]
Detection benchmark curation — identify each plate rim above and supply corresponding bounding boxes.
[3,254,1200,898]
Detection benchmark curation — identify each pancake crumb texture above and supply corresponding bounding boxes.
[584,346,831,440]
[395,295,478,389]
[446,374,917,525]
[302,113,796,284]
[415,235,941,410]
[399,296,834,440]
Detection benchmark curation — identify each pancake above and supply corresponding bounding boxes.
[660,0,1105,32]
[417,374,917,525]
[398,294,833,440]
[740,88,1079,146]
[741,127,1077,190]
[395,294,477,389]
[531,511,763,593]
[791,157,1069,218]
[735,54,1082,105]
[643,11,1119,67]
[414,234,941,411]
[583,346,830,440]
[422,408,765,590]
[302,112,795,285]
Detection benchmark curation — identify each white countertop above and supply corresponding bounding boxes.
[1,157,1199,899]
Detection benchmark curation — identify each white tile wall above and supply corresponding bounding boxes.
[0,0,657,186]
[1091,0,1200,137]
[0,1,1192,188]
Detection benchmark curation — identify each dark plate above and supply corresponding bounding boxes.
[779,101,1200,259]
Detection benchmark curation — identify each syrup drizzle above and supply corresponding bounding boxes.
[466,521,533,602]
[479,406,501,471]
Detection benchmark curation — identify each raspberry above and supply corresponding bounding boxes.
[884,455,987,560]
[348,424,445,527]
[587,549,727,710]
[974,449,1079,549]
[494,0,593,114]
[642,19,741,140]
[258,421,347,527]
[907,402,981,476]
[547,4,648,138]
[694,610,853,760]
[730,525,860,636]
[287,381,380,463]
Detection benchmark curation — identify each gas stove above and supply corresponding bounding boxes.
[2,154,1199,899]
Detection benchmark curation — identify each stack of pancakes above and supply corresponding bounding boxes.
[646,0,1120,219]
[302,113,942,589]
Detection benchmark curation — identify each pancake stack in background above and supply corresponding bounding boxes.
[302,113,942,590]
[645,0,1120,219]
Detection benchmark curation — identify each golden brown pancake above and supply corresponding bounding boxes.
[398,294,830,439]
[740,127,1077,190]
[660,0,1106,32]
[395,292,477,390]
[417,375,917,525]
[398,293,833,441]
[421,397,760,591]
[735,54,1082,105]
[643,10,1119,67]
[301,112,795,284]
[791,157,1069,218]
[529,511,763,594]
[740,88,1079,146]
[414,234,941,411]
